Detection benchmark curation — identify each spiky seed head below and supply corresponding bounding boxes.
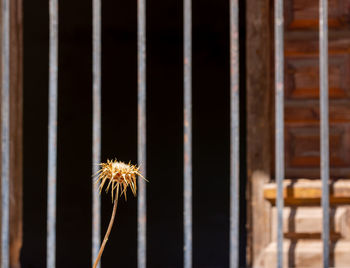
[96,159,145,202]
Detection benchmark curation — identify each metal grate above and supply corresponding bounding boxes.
[0,0,332,267]
[273,0,330,266]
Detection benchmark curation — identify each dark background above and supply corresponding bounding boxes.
[22,0,246,267]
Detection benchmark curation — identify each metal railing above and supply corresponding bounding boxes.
[92,0,102,266]
[274,0,285,267]
[230,0,240,268]
[47,0,58,267]
[319,0,330,266]
[274,0,330,267]
[183,0,192,267]
[0,0,331,267]
[1,0,10,267]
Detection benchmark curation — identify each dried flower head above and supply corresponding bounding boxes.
[96,159,145,201]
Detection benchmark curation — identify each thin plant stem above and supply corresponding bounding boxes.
[93,184,119,268]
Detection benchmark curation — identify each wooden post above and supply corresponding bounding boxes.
[0,0,23,267]
[246,0,274,266]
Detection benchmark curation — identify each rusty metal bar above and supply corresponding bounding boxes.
[183,0,192,267]
[319,0,329,266]
[274,0,284,267]
[1,0,10,266]
[229,0,239,267]
[47,0,58,267]
[92,0,101,266]
[137,0,147,267]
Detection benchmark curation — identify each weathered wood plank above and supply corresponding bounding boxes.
[9,0,22,266]
[0,0,22,267]
[264,179,350,205]
[246,0,274,265]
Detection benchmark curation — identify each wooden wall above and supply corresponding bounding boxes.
[284,0,350,179]
[246,0,350,266]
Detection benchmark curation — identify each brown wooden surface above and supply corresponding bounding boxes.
[264,179,350,205]
[9,0,22,266]
[285,0,350,30]
[247,1,350,266]
[246,0,274,265]
[0,0,23,267]
[284,0,350,179]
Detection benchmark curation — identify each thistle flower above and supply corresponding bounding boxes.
[93,159,146,268]
[96,159,145,202]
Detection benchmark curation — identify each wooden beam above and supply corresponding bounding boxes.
[264,179,350,205]
[246,0,274,265]
[9,0,22,266]
[0,0,23,267]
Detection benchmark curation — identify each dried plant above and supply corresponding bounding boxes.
[93,159,145,268]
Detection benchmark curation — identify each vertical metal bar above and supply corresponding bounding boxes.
[47,0,58,267]
[137,0,147,267]
[183,0,192,267]
[229,0,239,267]
[1,0,10,266]
[92,0,101,267]
[319,0,329,266]
[274,0,284,267]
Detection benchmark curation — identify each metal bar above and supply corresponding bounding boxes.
[1,0,10,266]
[137,0,147,267]
[92,0,101,267]
[47,0,58,267]
[319,0,329,266]
[229,0,239,267]
[183,0,192,267]
[274,0,284,267]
